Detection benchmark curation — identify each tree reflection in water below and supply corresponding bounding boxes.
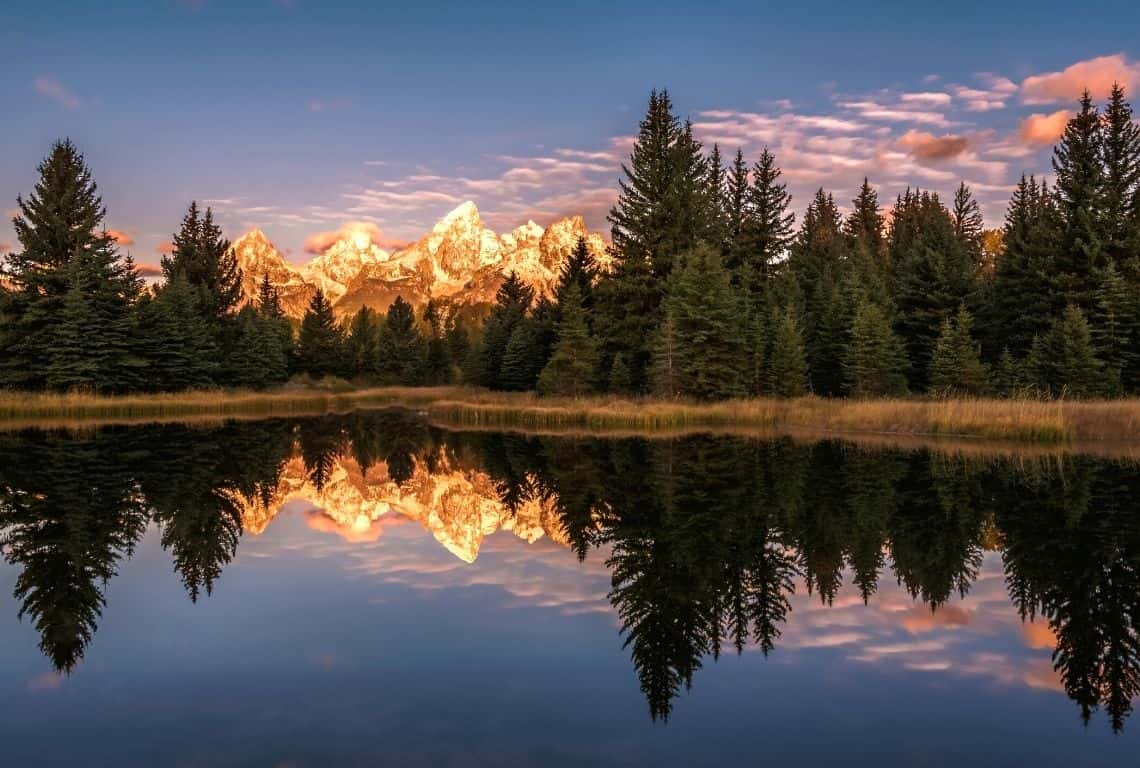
[1,411,1139,729]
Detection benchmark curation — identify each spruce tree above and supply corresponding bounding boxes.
[844,178,886,269]
[297,289,343,378]
[422,300,451,385]
[1090,262,1140,394]
[477,272,534,388]
[499,318,541,391]
[1099,83,1140,273]
[929,306,988,396]
[1027,304,1103,398]
[741,148,795,298]
[45,248,145,392]
[991,348,1025,398]
[790,189,849,396]
[768,308,808,398]
[555,237,599,316]
[844,301,909,398]
[162,202,243,323]
[985,176,1060,358]
[378,296,424,385]
[538,285,597,397]
[609,353,633,394]
[661,245,746,401]
[346,306,381,378]
[723,148,751,272]
[649,315,680,398]
[139,276,220,390]
[951,182,986,274]
[1052,92,1105,313]
[890,189,975,391]
[2,140,139,390]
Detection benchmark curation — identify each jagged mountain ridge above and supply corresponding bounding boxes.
[230,201,609,318]
[233,449,569,563]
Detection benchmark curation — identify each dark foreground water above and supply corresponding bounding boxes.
[1,410,1139,766]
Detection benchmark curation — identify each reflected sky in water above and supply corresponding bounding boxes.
[1,412,1138,766]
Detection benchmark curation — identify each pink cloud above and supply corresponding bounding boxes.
[33,76,80,109]
[135,263,164,278]
[898,129,971,161]
[1018,109,1071,145]
[157,242,174,255]
[106,228,135,246]
[303,221,407,254]
[1021,54,1140,104]
[0,241,11,254]
[27,671,64,693]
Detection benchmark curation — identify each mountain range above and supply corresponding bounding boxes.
[229,201,609,318]
[234,448,568,563]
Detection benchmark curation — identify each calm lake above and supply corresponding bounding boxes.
[1,410,1138,766]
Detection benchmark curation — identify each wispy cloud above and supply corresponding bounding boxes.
[898,130,971,161]
[307,97,351,113]
[32,76,80,109]
[107,228,135,246]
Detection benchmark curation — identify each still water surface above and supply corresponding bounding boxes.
[1,410,1138,766]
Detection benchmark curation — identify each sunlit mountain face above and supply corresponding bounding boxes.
[228,201,609,318]
[2,413,1140,764]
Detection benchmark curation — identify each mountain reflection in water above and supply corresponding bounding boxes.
[1,409,1139,748]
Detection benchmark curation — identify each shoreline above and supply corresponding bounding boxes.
[2,386,1140,447]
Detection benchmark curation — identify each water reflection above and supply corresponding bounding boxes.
[2,411,1139,732]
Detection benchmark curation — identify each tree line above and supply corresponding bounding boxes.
[466,85,1140,400]
[3,83,1139,399]
[3,415,1138,730]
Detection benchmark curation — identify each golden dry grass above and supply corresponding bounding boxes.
[3,385,1140,447]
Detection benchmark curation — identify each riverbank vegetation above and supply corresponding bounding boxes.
[8,384,1140,446]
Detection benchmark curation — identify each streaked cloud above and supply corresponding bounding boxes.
[135,263,164,278]
[32,76,80,109]
[898,129,971,161]
[156,242,174,255]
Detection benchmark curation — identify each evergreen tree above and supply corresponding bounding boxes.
[705,142,728,250]
[378,296,424,384]
[929,306,988,396]
[1027,304,1103,398]
[790,189,849,396]
[991,347,1025,398]
[768,308,808,398]
[661,245,746,400]
[499,317,543,391]
[952,182,986,273]
[297,289,343,378]
[228,307,285,389]
[139,276,220,390]
[1090,262,1140,394]
[1052,92,1105,313]
[649,315,680,398]
[422,300,451,385]
[890,189,975,391]
[607,89,685,280]
[740,148,795,298]
[1,140,139,390]
[346,306,381,378]
[609,353,633,394]
[162,201,243,322]
[844,301,909,397]
[44,245,145,392]
[477,272,534,388]
[723,148,751,272]
[1099,83,1140,273]
[538,284,597,397]
[985,176,1061,358]
[844,177,886,270]
[555,236,599,316]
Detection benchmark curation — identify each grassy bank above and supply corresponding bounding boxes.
[4,385,1140,444]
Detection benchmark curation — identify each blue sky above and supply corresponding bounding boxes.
[3,0,1140,269]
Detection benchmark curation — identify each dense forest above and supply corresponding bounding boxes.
[2,85,1139,399]
[2,414,1138,729]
